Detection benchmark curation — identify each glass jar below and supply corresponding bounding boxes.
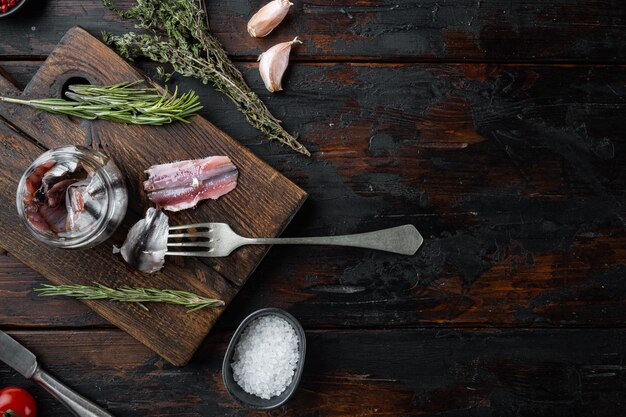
[16,146,128,249]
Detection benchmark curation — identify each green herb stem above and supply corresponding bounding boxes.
[101,0,310,156]
[35,284,224,313]
[0,82,202,125]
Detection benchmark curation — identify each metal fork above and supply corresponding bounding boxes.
[166,223,423,257]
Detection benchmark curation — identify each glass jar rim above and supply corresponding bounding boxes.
[16,145,126,249]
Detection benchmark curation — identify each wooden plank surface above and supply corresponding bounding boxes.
[1,1,625,416]
[10,28,308,287]
[1,329,625,417]
[1,0,625,61]
[1,61,623,330]
[0,27,306,366]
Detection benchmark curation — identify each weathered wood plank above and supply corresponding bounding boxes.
[0,0,625,61]
[0,329,624,416]
[1,62,624,329]
[0,252,107,327]
[0,28,307,366]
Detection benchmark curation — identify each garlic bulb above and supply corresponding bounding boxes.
[247,0,293,38]
[258,37,302,92]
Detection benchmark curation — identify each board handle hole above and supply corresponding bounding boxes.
[61,76,91,99]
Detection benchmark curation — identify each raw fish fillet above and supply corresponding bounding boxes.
[40,158,79,194]
[24,203,49,232]
[22,158,104,235]
[144,156,233,191]
[63,179,105,234]
[46,178,78,208]
[24,161,56,231]
[143,156,238,212]
[38,204,68,233]
[116,208,169,274]
[66,185,86,232]
[25,161,55,204]
[147,172,238,212]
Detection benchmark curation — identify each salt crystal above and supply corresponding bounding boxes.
[231,315,299,399]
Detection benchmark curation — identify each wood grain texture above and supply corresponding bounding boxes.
[0,27,306,366]
[0,252,107,328]
[1,329,625,417]
[0,0,624,61]
[1,2,625,415]
[0,61,623,330]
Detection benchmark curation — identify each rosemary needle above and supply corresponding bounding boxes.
[35,283,224,313]
[0,82,202,125]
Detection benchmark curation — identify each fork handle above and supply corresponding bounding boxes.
[243,225,423,255]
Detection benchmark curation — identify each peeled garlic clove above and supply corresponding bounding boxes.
[258,37,302,93]
[248,0,293,38]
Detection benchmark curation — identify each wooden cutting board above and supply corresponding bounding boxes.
[0,27,307,366]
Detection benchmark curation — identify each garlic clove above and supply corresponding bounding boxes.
[247,0,293,38]
[258,37,302,93]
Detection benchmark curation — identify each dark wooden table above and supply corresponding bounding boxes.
[1,1,625,416]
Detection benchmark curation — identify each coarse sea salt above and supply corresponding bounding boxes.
[231,315,299,399]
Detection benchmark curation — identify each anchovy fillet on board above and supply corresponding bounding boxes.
[115,208,169,274]
[143,156,238,211]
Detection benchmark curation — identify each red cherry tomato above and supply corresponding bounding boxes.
[0,387,37,417]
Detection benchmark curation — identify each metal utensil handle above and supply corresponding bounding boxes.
[32,367,115,417]
[246,225,422,255]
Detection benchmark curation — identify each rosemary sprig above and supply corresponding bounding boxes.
[101,0,310,156]
[0,82,202,125]
[35,284,224,313]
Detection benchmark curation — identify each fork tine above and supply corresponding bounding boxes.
[167,241,212,248]
[169,223,214,231]
[168,232,211,239]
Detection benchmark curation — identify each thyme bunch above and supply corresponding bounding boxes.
[101,0,310,156]
[35,283,224,313]
[0,82,202,125]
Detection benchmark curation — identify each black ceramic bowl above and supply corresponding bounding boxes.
[0,0,29,18]
[222,308,306,410]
